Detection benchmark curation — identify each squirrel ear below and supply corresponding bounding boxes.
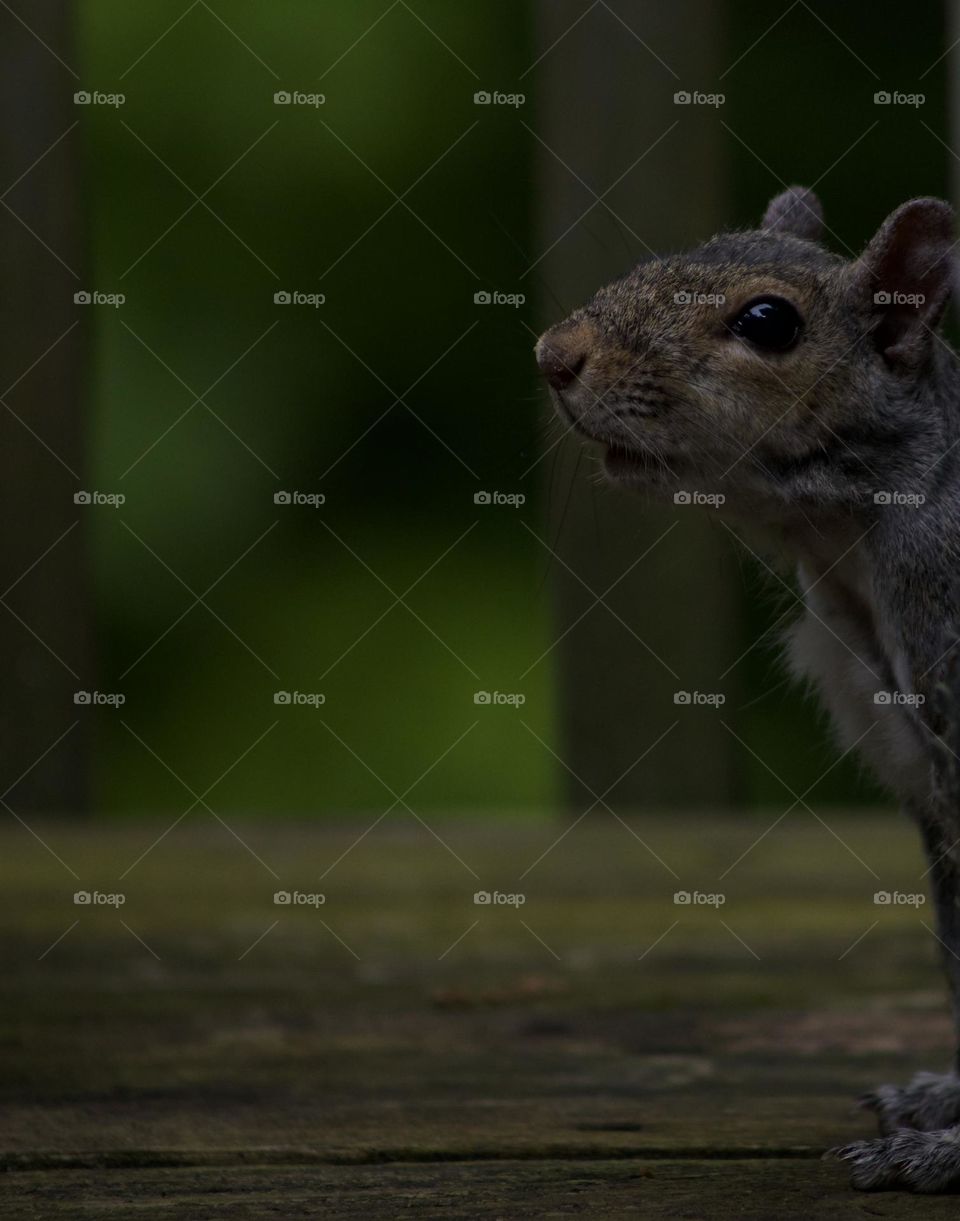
[762,187,823,241]
[854,198,954,365]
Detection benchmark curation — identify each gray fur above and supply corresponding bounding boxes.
[536,188,960,1193]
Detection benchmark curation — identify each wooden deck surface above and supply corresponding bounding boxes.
[2,810,958,1216]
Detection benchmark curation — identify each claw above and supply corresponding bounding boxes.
[826,1141,862,1161]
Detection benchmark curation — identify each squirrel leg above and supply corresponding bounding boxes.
[842,657,960,1186]
[857,820,960,1136]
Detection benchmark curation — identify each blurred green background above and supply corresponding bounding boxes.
[6,1,950,816]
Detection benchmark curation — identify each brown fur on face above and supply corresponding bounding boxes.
[536,189,956,519]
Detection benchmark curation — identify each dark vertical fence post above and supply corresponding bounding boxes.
[0,1,90,813]
[533,0,741,808]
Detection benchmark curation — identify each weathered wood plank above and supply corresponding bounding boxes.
[2,1159,958,1220]
[0,815,953,1214]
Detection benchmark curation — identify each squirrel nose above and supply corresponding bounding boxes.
[535,324,592,392]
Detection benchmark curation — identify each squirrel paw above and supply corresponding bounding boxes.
[859,1072,960,1134]
[832,1125,960,1192]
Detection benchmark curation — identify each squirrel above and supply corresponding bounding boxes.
[536,187,960,1193]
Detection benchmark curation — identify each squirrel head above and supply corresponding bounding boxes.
[536,188,956,518]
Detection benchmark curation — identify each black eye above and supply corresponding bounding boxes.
[728,296,802,351]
